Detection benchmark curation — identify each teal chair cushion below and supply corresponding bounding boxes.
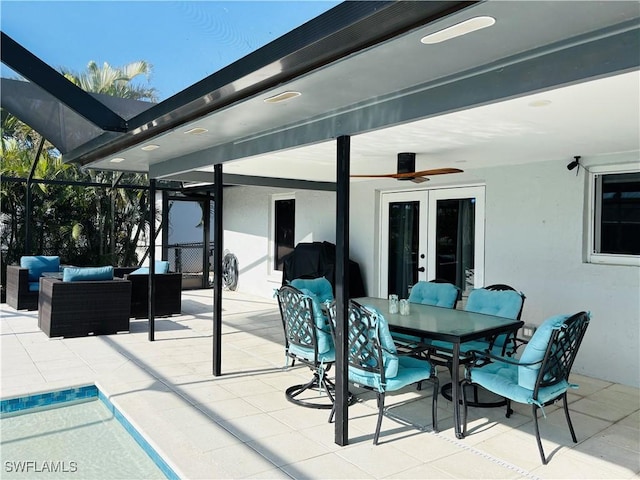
[28,282,40,292]
[409,282,458,308]
[290,277,334,303]
[364,307,399,379]
[347,306,399,389]
[62,266,114,282]
[289,343,335,364]
[385,356,435,391]
[297,288,333,355]
[130,261,170,275]
[518,314,569,389]
[20,256,60,282]
[465,288,523,319]
[349,343,432,392]
[470,361,571,405]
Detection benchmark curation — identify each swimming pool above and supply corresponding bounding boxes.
[1,385,178,479]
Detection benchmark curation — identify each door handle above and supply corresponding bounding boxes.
[417,266,425,272]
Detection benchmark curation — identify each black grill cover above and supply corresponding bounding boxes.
[281,241,366,298]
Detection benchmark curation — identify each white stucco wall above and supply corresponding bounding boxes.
[221,157,640,387]
[222,186,336,298]
[479,159,639,388]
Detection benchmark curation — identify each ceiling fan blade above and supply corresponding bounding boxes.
[411,167,464,176]
[391,167,463,180]
[351,167,463,179]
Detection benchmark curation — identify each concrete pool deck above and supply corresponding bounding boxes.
[2,289,638,479]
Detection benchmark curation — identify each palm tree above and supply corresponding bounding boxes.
[62,60,158,102]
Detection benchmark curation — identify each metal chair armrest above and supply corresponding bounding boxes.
[466,349,543,368]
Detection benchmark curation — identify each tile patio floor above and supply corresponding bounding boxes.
[1,289,638,479]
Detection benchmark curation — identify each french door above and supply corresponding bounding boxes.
[379,186,485,298]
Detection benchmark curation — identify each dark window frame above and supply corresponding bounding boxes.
[589,167,640,265]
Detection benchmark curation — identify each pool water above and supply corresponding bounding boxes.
[1,391,171,479]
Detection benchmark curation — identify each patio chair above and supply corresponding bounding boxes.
[461,311,590,464]
[429,284,525,406]
[392,279,460,349]
[38,266,132,338]
[461,284,526,356]
[276,284,336,410]
[6,255,60,310]
[123,262,181,318]
[328,300,439,444]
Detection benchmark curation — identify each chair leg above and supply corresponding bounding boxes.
[431,375,439,432]
[561,392,578,443]
[321,372,335,405]
[506,398,513,418]
[374,392,386,445]
[532,404,548,465]
[329,403,336,424]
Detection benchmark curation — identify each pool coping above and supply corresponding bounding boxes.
[1,382,182,480]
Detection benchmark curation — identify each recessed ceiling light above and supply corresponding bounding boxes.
[528,99,552,108]
[110,157,125,163]
[264,91,302,104]
[141,144,159,151]
[184,127,208,135]
[421,16,496,44]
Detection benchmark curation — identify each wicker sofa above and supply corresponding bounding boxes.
[38,268,131,338]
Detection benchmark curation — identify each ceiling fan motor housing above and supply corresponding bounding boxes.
[397,152,416,180]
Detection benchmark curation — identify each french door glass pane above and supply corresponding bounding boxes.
[388,201,419,299]
[435,198,475,295]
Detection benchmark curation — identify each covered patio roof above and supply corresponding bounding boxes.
[2,0,639,448]
[2,1,639,185]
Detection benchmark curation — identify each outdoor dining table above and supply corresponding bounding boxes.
[353,296,523,439]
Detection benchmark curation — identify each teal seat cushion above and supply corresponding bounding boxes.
[28,282,40,292]
[409,282,458,308]
[297,288,333,355]
[63,266,114,282]
[349,349,433,392]
[289,343,335,364]
[465,288,523,319]
[130,261,170,275]
[290,277,334,303]
[386,356,435,391]
[470,361,570,405]
[518,314,569,389]
[20,256,60,282]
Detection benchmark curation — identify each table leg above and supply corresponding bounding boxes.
[452,342,464,439]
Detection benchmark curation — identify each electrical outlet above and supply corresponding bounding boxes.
[522,323,537,339]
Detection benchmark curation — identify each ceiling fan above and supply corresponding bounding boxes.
[351,152,463,183]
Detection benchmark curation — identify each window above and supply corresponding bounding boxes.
[589,167,640,266]
[272,195,295,272]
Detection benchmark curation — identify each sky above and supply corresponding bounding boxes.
[1,1,341,101]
